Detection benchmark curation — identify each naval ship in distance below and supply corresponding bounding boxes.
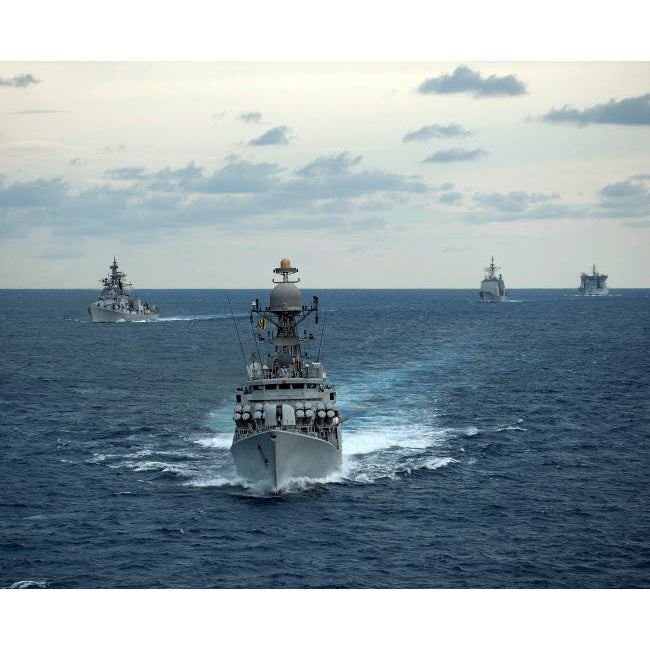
[230,258,343,491]
[88,258,159,322]
[579,265,609,296]
[479,256,508,302]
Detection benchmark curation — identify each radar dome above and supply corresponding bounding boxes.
[280,258,292,269]
[270,282,302,312]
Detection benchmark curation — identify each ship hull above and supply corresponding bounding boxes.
[479,291,508,303]
[578,287,609,296]
[231,429,342,491]
[88,304,159,323]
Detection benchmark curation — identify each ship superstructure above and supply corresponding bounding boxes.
[479,256,508,302]
[230,258,343,491]
[579,265,609,296]
[88,257,159,322]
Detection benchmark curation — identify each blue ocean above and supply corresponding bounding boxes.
[1,288,649,588]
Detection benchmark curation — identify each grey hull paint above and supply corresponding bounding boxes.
[231,429,342,491]
[479,291,507,303]
[88,304,159,323]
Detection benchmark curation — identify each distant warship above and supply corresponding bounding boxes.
[479,256,508,302]
[579,265,609,296]
[230,258,344,491]
[88,258,159,323]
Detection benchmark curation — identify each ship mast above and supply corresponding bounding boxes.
[250,258,318,379]
[102,257,132,291]
[484,256,500,279]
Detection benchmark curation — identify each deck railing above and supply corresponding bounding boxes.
[233,425,339,448]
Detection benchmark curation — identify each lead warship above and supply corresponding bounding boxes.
[88,258,159,322]
[479,256,508,302]
[579,265,609,296]
[230,258,343,491]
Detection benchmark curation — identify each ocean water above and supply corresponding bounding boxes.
[1,288,649,588]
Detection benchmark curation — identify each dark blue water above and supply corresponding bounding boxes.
[1,288,649,588]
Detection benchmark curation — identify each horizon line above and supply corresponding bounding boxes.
[0,287,645,292]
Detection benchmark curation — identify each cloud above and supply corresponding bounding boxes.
[212,111,226,120]
[0,176,70,208]
[417,65,526,97]
[288,152,428,199]
[0,152,429,239]
[598,179,650,216]
[465,177,649,224]
[9,109,69,115]
[472,191,559,212]
[0,74,40,88]
[248,125,293,146]
[439,191,463,205]
[149,160,282,194]
[69,158,85,167]
[541,93,650,126]
[239,111,262,123]
[104,166,147,180]
[297,152,363,177]
[422,148,486,163]
[403,123,474,142]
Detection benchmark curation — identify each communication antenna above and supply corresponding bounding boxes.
[316,310,327,362]
[226,293,248,377]
[248,312,262,366]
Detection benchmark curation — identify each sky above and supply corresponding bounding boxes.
[1,59,649,288]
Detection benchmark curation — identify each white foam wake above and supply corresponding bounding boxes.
[6,580,49,589]
[186,406,475,491]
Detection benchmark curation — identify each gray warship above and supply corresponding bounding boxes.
[579,265,609,296]
[479,256,508,302]
[88,257,159,323]
[230,258,344,491]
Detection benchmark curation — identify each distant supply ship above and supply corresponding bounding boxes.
[479,256,508,302]
[88,258,159,322]
[230,258,344,491]
[579,265,609,296]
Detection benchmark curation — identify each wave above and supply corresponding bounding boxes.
[157,313,240,322]
[5,580,49,589]
[89,359,481,494]
[189,407,473,491]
